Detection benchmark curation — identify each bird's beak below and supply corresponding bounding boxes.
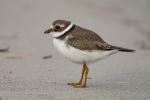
[44,28,53,34]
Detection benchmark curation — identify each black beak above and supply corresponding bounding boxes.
[44,28,53,34]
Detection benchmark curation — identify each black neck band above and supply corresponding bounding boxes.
[56,24,75,39]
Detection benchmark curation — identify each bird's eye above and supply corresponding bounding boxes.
[54,25,61,31]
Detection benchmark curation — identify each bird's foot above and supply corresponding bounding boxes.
[68,82,87,88]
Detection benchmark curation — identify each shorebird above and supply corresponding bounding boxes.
[44,19,135,88]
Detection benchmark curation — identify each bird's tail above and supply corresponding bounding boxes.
[112,46,135,52]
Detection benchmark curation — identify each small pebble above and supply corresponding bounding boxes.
[42,55,53,59]
[0,47,9,52]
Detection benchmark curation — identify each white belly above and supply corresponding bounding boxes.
[53,39,118,64]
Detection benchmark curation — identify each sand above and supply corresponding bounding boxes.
[0,0,150,100]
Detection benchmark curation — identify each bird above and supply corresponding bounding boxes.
[44,19,135,88]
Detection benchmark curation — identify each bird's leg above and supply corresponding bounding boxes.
[68,62,89,88]
[68,64,86,86]
[82,63,89,87]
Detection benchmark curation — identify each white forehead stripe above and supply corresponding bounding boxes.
[52,23,74,38]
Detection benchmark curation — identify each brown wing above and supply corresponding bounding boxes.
[66,25,113,50]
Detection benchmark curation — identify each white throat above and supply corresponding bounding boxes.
[51,23,74,38]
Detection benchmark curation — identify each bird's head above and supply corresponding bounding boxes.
[44,20,74,38]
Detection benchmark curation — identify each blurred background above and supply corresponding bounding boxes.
[0,0,150,100]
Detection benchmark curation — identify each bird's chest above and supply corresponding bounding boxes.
[53,38,86,63]
[53,39,70,56]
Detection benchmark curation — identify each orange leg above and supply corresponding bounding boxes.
[68,62,89,88]
[82,63,89,87]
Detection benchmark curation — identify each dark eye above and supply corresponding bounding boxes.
[54,25,61,31]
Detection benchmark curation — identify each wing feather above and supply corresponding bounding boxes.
[66,25,113,50]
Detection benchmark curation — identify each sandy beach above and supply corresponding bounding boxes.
[0,0,150,100]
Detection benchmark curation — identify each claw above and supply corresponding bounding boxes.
[68,82,87,88]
